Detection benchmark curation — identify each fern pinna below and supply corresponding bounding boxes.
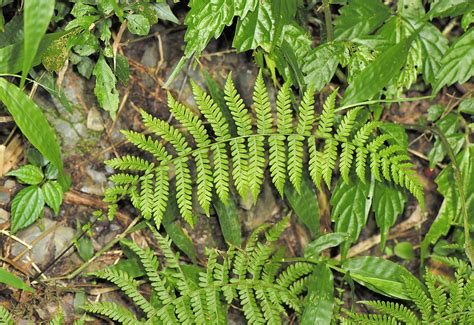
[347,257,474,324]
[104,71,423,226]
[84,217,314,324]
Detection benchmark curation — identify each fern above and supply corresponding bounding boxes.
[0,306,13,325]
[347,263,474,324]
[86,219,313,324]
[105,72,423,227]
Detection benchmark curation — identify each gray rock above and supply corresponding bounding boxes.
[4,179,16,189]
[0,208,9,223]
[86,107,105,132]
[242,181,279,231]
[11,218,75,267]
[0,191,10,205]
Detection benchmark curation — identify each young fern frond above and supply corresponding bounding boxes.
[105,71,424,227]
[87,220,312,324]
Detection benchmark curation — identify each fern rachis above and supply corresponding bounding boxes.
[105,71,424,226]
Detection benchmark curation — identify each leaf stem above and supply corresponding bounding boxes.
[402,123,474,266]
[322,0,333,42]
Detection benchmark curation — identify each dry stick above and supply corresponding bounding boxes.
[403,123,474,266]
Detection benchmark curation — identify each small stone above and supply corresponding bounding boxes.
[4,179,16,189]
[0,191,10,205]
[85,166,107,184]
[86,107,105,132]
[0,208,9,223]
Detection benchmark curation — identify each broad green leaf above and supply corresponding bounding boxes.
[342,35,415,105]
[115,53,129,86]
[154,3,179,24]
[45,163,59,180]
[42,33,71,73]
[304,232,348,259]
[300,264,334,324]
[42,181,63,215]
[462,10,474,31]
[234,0,258,17]
[0,267,34,292]
[459,97,474,115]
[71,2,98,17]
[233,0,273,52]
[428,113,464,168]
[93,55,119,119]
[11,185,44,233]
[342,256,420,299]
[419,23,449,85]
[373,183,407,250]
[127,14,150,36]
[162,194,197,263]
[428,0,474,19]
[0,15,24,47]
[331,178,371,254]
[0,79,68,190]
[394,241,415,260]
[26,147,48,167]
[334,0,390,41]
[379,122,409,147]
[213,194,242,246]
[184,0,235,57]
[284,176,320,236]
[76,236,94,261]
[397,0,425,18]
[433,29,474,94]
[106,256,145,278]
[302,42,344,92]
[6,165,43,185]
[21,0,55,86]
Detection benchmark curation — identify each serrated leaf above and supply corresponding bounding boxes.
[373,182,407,250]
[93,55,119,119]
[433,29,474,94]
[11,185,45,233]
[302,42,344,91]
[127,14,150,36]
[342,35,415,105]
[7,165,43,185]
[342,256,420,300]
[0,79,68,190]
[21,0,55,86]
[304,233,348,259]
[418,23,449,85]
[184,0,235,57]
[334,0,390,40]
[0,268,34,292]
[300,264,334,324]
[427,0,474,19]
[42,181,63,215]
[331,178,371,254]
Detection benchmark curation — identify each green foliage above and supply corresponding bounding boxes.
[347,261,474,324]
[85,220,313,324]
[7,151,65,233]
[0,306,13,325]
[106,72,423,229]
[0,267,34,292]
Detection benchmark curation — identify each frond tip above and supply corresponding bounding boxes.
[105,73,424,226]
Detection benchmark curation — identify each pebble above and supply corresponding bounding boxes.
[86,107,105,132]
[0,208,9,223]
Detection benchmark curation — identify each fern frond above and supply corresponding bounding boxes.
[168,93,210,147]
[316,90,336,136]
[0,306,13,325]
[121,130,172,162]
[152,167,169,227]
[287,134,304,192]
[108,173,139,185]
[296,86,316,136]
[276,81,293,135]
[139,169,154,219]
[248,136,266,203]
[106,155,152,171]
[276,262,313,288]
[359,300,419,324]
[94,268,157,318]
[230,138,249,197]
[268,135,287,196]
[175,157,194,225]
[191,80,230,140]
[403,275,432,322]
[238,284,266,324]
[265,214,291,243]
[425,272,446,320]
[336,106,361,141]
[253,70,272,134]
[194,148,213,216]
[83,302,141,324]
[348,312,398,324]
[212,143,230,202]
[224,72,252,136]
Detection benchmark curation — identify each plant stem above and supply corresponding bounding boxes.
[322,0,333,42]
[403,123,474,266]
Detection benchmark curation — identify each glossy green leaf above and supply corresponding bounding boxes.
[342,256,420,299]
[433,29,474,94]
[284,176,320,236]
[213,194,242,246]
[42,181,63,215]
[379,122,409,148]
[394,241,415,260]
[428,113,464,168]
[459,97,474,115]
[427,0,474,19]
[334,0,390,40]
[419,23,449,85]
[397,0,425,18]
[154,3,179,24]
[304,232,348,259]
[373,183,407,250]
[11,185,44,233]
[342,35,415,105]
[26,148,48,167]
[76,236,94,261]
[302,42,344,92]
[93,55,119,119]
[0,267,34,292]
[127,14,150,36]
[462,10,474,30]
[0,79,68,190]
[115,53,129,86]
[300,264,334,324]
[6,165,43,185]
[331,178,371,254]
[21,0,55,86]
